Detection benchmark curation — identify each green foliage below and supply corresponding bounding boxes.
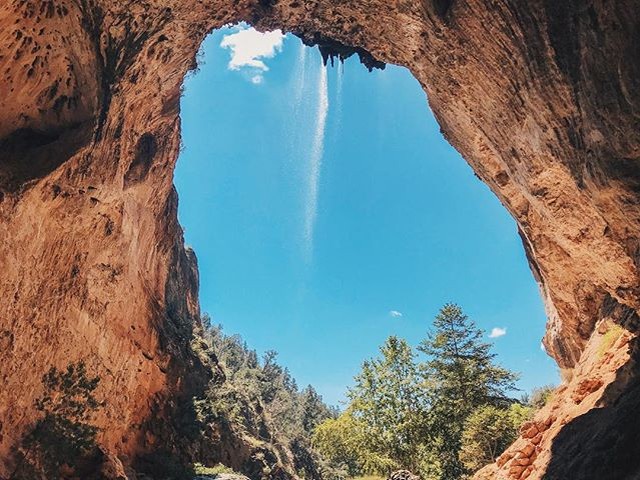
[313,409,373,477]
[348,476,386,480]
[459,404,532,472]
[598,323,624,359]
[301,385,331,434]
[194,462,240,475]
[315,304,521,480]
[509,403,533,425]
[196,305,526,480]
[12,362,102,480]
[418,303,519,479]
[196,319,337,479]
[347,336,429,475]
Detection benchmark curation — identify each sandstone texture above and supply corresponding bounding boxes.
[0,0,638,478]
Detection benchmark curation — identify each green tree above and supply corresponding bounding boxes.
[459,404,531,472]
[300,385,332,434]
[418,303,518,479]
[12,362,102,480]
[197,307,520,480]
[261,350,287,403]
[313,408,387,477]
[348,336,430,475]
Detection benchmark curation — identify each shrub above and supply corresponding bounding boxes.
[193,462,240,476]
[598,324,624,359]
[11,362,102,480]
[459,404,532,473]
[529,385,556,409]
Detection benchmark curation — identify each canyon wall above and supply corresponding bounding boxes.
[0,0,638,478]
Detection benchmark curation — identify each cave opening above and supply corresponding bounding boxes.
[1,2,639,478]
[174,24,558,407]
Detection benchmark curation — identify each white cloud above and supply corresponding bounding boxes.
[220,26,285,83]
[389,310,403,318]
[489,327,507,338]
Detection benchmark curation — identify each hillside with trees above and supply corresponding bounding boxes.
[192,316,339,480]
[191,304,552,480]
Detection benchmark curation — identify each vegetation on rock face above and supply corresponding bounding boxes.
[11,362,102,480]
[194,317,339,480]
[527,385,556,410]
[194,462,242,476]
[459,404,531,472]
[598,323,625,359]
[190,304,553,480]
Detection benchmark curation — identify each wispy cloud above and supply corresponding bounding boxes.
[220,26,285,83]
[389,310,403,318]
[489,327,507,338]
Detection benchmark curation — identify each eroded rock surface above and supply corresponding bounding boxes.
[0,0,638,478]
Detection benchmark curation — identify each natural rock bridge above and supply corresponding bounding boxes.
[0,0,638,478]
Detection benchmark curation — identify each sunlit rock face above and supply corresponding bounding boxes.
[0,0,638,478]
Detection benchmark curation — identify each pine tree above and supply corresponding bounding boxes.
[300,385,331,434]
[418,303,518,479]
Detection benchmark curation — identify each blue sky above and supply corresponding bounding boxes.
[175,25,559,406]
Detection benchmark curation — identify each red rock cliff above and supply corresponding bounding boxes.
[0,0,638,478]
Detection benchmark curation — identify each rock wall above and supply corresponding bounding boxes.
[0,0,638,478]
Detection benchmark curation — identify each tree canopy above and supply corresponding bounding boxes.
[315,303,527,480]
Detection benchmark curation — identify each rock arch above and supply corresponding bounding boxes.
[0,0,638,478]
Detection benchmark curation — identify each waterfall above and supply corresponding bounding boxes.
[292,41,308,115]
[287,42,309,159]
[337,61,343,113]
[303,59,329,262]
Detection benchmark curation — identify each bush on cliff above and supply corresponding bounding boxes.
[459,403,532,472]
[11,361,102,480]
